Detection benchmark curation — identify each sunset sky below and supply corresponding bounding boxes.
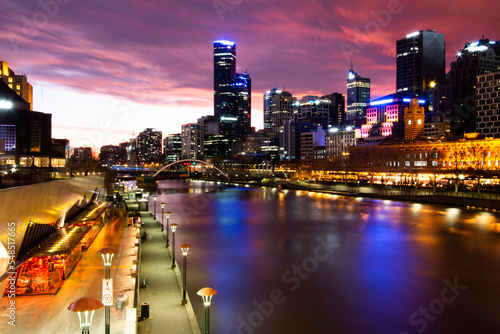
[1,0,498,149]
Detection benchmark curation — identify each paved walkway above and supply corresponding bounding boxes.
[0,205,136,334]
[125,198,201,334]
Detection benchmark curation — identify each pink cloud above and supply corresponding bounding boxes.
[0,0,498,145]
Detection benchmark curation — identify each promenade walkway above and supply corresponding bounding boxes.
[125,198,201,334]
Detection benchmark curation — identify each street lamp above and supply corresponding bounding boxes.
[197,287,217,334]
[97,247,117,334]
[165,211,171,247]
[153,195,157,220]
[68,297,104,334]
[169,223,178,268]
[179,244,191,305]
[160,203,165,231]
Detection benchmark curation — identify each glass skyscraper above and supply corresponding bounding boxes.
[396,29,445,98]
[213,40,251,143]
[346,67,370,124]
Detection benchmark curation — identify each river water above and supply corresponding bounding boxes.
[154,180,500,334]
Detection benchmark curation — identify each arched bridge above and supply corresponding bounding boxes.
[153,159,230,179]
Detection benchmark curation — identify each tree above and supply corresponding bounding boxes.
[442,142,468,192]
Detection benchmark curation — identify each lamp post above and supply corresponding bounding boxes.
[197,287,217,334]
[179,244,191,305]
[165,211,171,247]
[153,195,157,220]
[68,297,104,334]
[160,203,165,231]
[97,247,117,334]
[169,224,178,268]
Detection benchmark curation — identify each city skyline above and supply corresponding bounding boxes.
[1,0,498,148]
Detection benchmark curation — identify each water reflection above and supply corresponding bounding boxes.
[154,180,500,334]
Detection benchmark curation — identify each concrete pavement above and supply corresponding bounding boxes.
[0,205,136,334]
[126,198,201,334]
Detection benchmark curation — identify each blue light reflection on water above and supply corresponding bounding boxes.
[157,180,500,334]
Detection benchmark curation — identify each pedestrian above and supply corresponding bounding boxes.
[116,291,129,319]
[133,216,137,227]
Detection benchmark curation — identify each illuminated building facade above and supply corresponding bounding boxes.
[476,72,500,138]
[404,98,426,140]
[181,123,202,160]
[300,127,325,160]
[349,136,500,177]
[136,128,162,163]
[322,93,345,128]
[396,30,445,103]
[264,89,295,136]
[213,40,252,144]
[0,61,33,110]
[164,133,182,163]
[346,66,370,124]
[361,94,426,142]
[326,127,358,159]
[0,81,52,169]
[279,120,298,161]
[435,39,500,136]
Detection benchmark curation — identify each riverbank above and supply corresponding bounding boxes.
[219,178,500,211]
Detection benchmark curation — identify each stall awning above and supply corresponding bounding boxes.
[69,202,112,223]
[26,225,90,257]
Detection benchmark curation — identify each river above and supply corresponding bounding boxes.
[153,180,500,334]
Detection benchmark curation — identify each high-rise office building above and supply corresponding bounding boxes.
[213,40,251,145]
[263,89,279,130]
[264,89,296,136]
[164,133,182,163]
[476,71,500,138]
[234,72,251,136]
[136,128,162,163]
[322,93,346,128]
[346,66,370,124]
[214,40,236,119]
[396,30,445,100]
[181,123,202,160]
[435,38,500,136]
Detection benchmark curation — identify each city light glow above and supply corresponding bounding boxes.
[0,100,12,109]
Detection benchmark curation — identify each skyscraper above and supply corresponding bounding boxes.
[396,30,445,99]
[322,92,346,128]
[476,71,500,138]
[213,40,251,144]
[234,72,251,136]
[346,66,370,124]
[136,128,162,163]
[263,88,296,136]
[435,38,500,135]
[214,40,236,120]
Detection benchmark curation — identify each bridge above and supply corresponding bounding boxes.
[152,159,230,179]
[110,160,230,180]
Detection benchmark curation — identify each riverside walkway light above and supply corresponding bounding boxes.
[169,223,178,268]
[179,244,191,305]
[68,297,104,334]
[197,287,217,334]
[165,211,171,246]
[97,247,117,334]
[160,203,165,231]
